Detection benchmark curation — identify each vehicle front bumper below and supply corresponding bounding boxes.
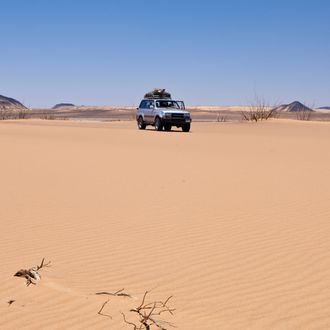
[161,118,192,125]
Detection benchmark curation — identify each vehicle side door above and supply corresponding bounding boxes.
[139,100,148,122]
[149,100,156,123]
[145,100,155,123]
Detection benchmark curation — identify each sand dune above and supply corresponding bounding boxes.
[1,120,330,329]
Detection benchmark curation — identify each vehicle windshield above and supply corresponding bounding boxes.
[156,100,180,109]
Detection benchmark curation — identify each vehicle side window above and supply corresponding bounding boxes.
[139,100,147,108]
[146,101,154,109]
[139,100,156,109]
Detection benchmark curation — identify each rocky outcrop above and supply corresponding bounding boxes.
[52,103,75,109]
[273,101,314,112]
[0,95,27,110]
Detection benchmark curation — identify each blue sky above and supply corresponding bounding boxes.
[0,0,329,107]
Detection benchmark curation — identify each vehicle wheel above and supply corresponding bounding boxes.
[154,117,163,131]
[164,124,172,131]
[182,124,190,132]
[137,116,146,130]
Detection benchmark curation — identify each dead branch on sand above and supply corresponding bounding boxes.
[98,299,112,319]
[121,291,175,330]
[96,288,132,319]
[14,258,51,286]
[95,288,132,298]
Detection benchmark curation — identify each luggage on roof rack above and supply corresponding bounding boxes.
[144,89,171,99]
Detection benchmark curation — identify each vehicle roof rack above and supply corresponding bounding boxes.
[144,88,171,99]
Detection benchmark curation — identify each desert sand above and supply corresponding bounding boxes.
[1,119,330,329]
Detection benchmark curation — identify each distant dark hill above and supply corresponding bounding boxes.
[0,94,27,110]
[274,101,314,112]
[317,106,330,110]
[52,103,75,109]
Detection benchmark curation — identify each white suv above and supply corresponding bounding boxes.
[136,98,191,132]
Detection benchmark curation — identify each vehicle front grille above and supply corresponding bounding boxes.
[171,113,185,120]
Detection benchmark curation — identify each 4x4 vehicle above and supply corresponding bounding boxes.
[136,99,192,132]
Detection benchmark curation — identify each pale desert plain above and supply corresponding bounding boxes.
[1,119,330,330]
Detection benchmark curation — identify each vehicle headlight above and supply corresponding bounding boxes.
[184,113,190,118]
[164,113,171,118]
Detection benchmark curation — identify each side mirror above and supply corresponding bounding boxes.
[150,105,154,109]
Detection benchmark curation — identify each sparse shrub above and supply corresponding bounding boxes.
[296,108,313,121]
[98,290,175,329]
[122,291,175,330]
[0,106,9,120]
[0,107,29,120]
[39,111,56,120]
[241,98,277,122]
[217,112,227,122]
[18,109,29,119]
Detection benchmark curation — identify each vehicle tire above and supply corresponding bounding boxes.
[164,124,172,131]
[137,116,146,130]
[154,117,163,131]
[182,123,190,132]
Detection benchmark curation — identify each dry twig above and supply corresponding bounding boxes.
[95,288,132,298]
[97,288,132,320]
[98,300,112,319]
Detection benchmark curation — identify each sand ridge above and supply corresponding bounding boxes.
[1,120,330,329]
